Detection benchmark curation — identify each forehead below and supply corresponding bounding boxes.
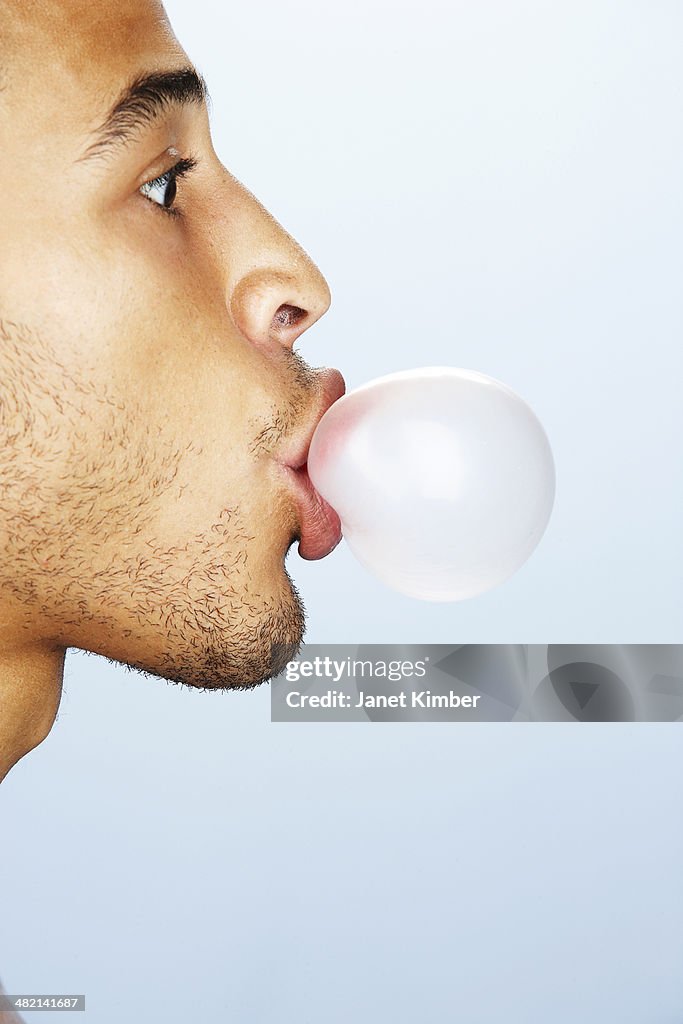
[1,0,187,133]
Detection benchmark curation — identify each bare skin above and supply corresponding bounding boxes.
[0,0,344,1008]
[0,979,24,1023]
[0,0,342,777]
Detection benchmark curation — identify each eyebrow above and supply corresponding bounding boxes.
[79,66,210,163]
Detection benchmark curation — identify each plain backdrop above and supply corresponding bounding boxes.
[1,1,682,1021]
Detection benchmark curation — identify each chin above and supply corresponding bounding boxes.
[227,566,307,691]
[116,565,307,693]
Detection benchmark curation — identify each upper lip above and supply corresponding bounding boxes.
[276,367,346,471]
[275,366,346,559]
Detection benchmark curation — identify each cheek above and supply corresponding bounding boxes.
[2,195,201,358]
[1,211,296,540]
[0,230,142,381]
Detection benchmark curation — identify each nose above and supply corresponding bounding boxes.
[220,177,332,354]
[231,267,331,354]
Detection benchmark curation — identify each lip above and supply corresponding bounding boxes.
[277,367,346,560]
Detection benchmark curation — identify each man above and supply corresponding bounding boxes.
[1,0,344,1009]
[0,0,345,787]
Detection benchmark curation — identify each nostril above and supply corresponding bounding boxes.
[272,304,307,330]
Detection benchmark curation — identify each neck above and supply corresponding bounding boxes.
[0,637,65,782]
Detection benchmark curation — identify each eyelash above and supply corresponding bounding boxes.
[139,156,198,220]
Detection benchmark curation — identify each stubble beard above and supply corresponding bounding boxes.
[0,318,312,691]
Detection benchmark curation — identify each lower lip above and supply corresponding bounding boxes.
[284,464,342,560]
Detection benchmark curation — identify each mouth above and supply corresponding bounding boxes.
[277,367,346,560]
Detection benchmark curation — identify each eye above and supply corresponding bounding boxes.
[138,157,198,218]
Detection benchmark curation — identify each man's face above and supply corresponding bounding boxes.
[0,0,343,690]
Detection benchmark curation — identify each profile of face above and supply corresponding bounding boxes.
[0,0,344,759]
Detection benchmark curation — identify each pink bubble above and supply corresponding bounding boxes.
[308,367,555,601]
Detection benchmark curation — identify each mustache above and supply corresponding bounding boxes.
[248,349,323,459]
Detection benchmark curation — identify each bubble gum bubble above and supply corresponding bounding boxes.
[307,367,555,601]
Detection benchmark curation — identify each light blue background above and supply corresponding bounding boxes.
[1,1,681,1021]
